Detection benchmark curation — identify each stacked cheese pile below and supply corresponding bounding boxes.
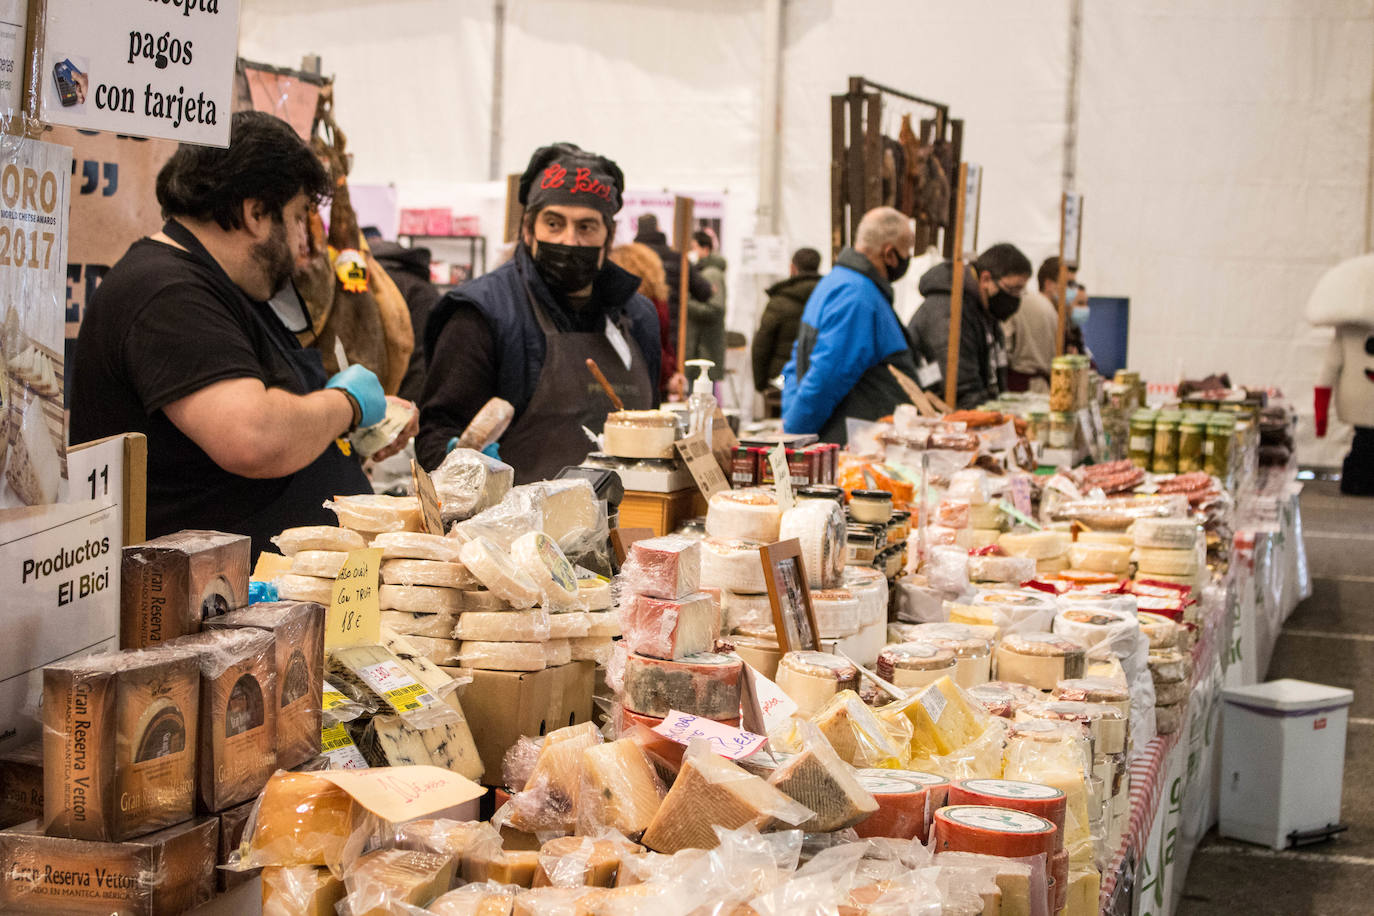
[454,534,561,672]
[273,525,367,604]
[927,468,1009,553]
[1067,529,1135,583]
[372,531,477,669]
[999,529,1073,578]
[703,488,782,634]
[1146,612,1189,736]
[1132,517,1206,588]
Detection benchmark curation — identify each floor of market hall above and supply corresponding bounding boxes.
[1179,477,1374,915]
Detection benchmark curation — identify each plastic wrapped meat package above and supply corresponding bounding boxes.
[431,446,515,525]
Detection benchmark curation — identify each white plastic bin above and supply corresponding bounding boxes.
[1219,678,1352,849]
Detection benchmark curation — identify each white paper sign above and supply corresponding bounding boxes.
[0,2,26,115]
[737,663,798,736]
[0,499,121,752]
[40,0,241,146]
[740,235,789,276]
[652,709,767,760]
[962,164,982,254]
[768,443,794,513]
[1063,191,1084,265]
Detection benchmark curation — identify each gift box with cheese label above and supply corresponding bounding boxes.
[121,530,251,649]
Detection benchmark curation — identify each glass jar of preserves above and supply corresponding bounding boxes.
[1028,410,1051,447]
[1205,415,1235,479]
[1129,411,1157,468]
[1152,410,1181,474]
[1049,411,1076,449]
[1177,414,1207,473]
[1050,357,1076,412]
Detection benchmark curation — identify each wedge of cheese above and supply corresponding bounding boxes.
[249,772,361,868]
[877,676,986,759]
[640,750,801,853]
[765,738,877,832]
[261,866,345,916]
[579,740,663,838]
[812,689,906,768]
[344,848,456,916]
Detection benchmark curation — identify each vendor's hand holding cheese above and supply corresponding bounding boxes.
[69,112,411,558]
[417,143,661,481]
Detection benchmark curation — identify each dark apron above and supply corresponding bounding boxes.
[500,264,654,483]
[817,349,921,446]
[162,221,372,558]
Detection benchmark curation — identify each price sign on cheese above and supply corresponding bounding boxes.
[738,663,798,737]
[676,433,729,500]
[652,709,767,760]
[316,764,485,823]
[768,444,794,512]
[327,547,382,648]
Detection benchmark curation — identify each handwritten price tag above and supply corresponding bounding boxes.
[327,548,382,648]
[737,663,798,737]
[768,444,794,512]
[651,709,767,760]
[316,765,485,823]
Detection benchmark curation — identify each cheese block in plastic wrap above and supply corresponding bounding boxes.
[461,589,512,612]
[621,535,701,600]
[1067,543,1133,575]
[343,848,455,916]
[722,589,773,632]
[640,742,810,852]
[622,652,742,720]
[278,574,335,605]
[507,723,602,834]
[396,635,462,666]
[1057,590,1139,616]
[933,804,1057,859]
[621,592,717,660]
[1053,678,1131,722]
[463,850,540,887]
[531,478,603,556]
[842,566,889,626]
[431,447,514,525]
[272,526,365,556]
[458,641,547,671]
[578,577,612,611]
[967,554,1036,585]
[994,632,1087,690]
[893,578,946,625]
[852,772,930,841]
[1137,611,1180,649]
[966,681,1044,718]
[371,531,465,563]
[380,584,464,614]
[1131,517,1200,549]
[547,611,591,640]
[930,853,1035,916]
[949,589,1057,637]
[876,642,957,689]
[1019,700,1127,756]
[1149,646,1190,682]
[775,651,860,718]
[968,501,1007,530]
[765,722,878,831]
[241,771,366,868]
[811,588,860,638]
[998,530,1072,560]
[700,538,767,593]
[898,622,994,688]
[947,469,991,505]
[877,676,989,760]
[393,819,504,877]
[381,558,478,589]
[323,495,423,535]
[569,636,614,665]
[812,690,908,768]
[704,489,782,542]
[460,537,541,608]
[261,865,345,916]
[531,835,641,888]
[585,612,621,638]
[1052,607,1138,650]
[858,766,949,810]
[1134,547,1199,576]
[380,610,462,639]
[543,639,572,667]
[1073,529,1135,548]
[1037,554,1072,574]
[577,740,664,838]
[954,527,1003,551]
[779,498,847,588]
[513,531,583,610]
[1154,677,1187,705]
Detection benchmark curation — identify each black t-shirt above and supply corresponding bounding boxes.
[69,236,346,543]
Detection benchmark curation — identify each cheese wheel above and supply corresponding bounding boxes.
[812,588,860,638]
[325,495,423,534]
[272,526,365,556]
[1067,543,1133,574]
[291,549,347,578]
[901,623,993,688]
[622,652,744,720]
[998,531,1072,560]
[947,469,991,506]
[371,532,465,563]
[547,611,590,640]
[967,554,1036,584]
[1036,554,1071,574]
[578,577,613,611]
[1149,647,1190,682]
[569,636,613,664]
[402,635,462,665]
[1155,701,1184,734]
[779,499,847,589]
[1154,678,1188,705]
[1053,677,1131,722]
[602,410,678,459]
[722,590,773,632]
[544,639,572,667]
[512,532,581,609]
[622,592,718,660]
[729,635,781,681]
[852,774,929,841]
[1138,612,1180,649]
[968,501,1006,530]
[933,805,1057,859]
[1131,518,1200,549]
[457,641,546,671]
[586,611,621,638]
[1137,570,1204,588]
[1052,607,1139,653]
[1074,530,1135,548]
[380,610,461,639]
[951,590,1057,636]
[462,589,511,612]
[460,537,540,608]
[954,528,1003,551]
[278,574,335,604]
[1134,547,1199,576]
[966,681,1043,718]
[842,566,889,627]
[876,642,957,689]
[857,767,948,808]
[379,584,464,614]
[995,632,1087,689]
[1018,700,1127,755]
[381,559,477,589]
[700,538,768,593]
[776,651,859,718]
[454,609,552,642]
[705,489,782,542]
[947,778,1068,845]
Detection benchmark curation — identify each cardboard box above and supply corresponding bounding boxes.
[0,742,42,829]
[217,798,258,891]
[204,601,325,770]
[461,662,596,784]
[121,530,251,649]
[0,816,218,914]
[43,647,200,841]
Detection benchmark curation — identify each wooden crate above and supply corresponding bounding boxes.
[618,488,707,537]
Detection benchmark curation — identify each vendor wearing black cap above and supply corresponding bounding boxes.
[416,143,661,481]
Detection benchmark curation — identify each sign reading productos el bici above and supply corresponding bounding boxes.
[40,0,241,147]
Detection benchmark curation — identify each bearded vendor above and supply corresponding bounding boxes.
[416,143,661,481]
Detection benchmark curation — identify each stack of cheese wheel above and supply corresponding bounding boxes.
[966,681,1044,718]
[1067,540,1133,578]
[1149,644,1191,735]
[325,494,424,538]
[577,574,620,664]
[1131,517,1203,587]
[701,538,770,635]
[368,531,476,668]
[511,531,610,663]
[852,768,947,841]
[721,589,773,634]
[705,488,782,542]
[775,651,860,718]
[842,566,889,629]
[999,529,1072,576]
[875,642,956,690]
[903,622,995,687]
[271,526,366,604]
[947,777,1070,912]
[949,589,1057,637]
[994,632,1088,690]
[966,552,1035,586]
[453,535,549,672]
[811,588,860,639]
[1001,718,1098,867]
[779,499,847,589]
[946,469,1004,551]
[932,805,1058,861]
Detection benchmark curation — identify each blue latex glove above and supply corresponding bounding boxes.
[482,442,500,460]
[326,364,386,428]
[447,437,460,453]
[248,580,279,604]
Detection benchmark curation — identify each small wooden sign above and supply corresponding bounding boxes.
[411,460,445,535]
[761,538,820,653]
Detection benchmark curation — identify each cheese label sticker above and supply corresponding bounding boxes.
[943,805,1050,833]
[652,709,767,760]
[859,775,924,794]
[328,548,382,648]
[411,461,446,536]
[919,683,947,723]
[356,659,438,715]
[962,778,1064,800]
[534,533,579,594]
[321,680,350,712]
[321,722,369,770]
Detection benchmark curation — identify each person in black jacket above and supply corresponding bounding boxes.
[372,240,440,404]
[907,242,1031,409]
[752,247,822,392]
[634,213,712,393]
[417,143,661,482]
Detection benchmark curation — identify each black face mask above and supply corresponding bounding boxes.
[988,288,1021,322]
[887,251,910,282]
[533,241,602,293]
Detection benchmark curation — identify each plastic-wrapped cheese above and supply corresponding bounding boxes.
[569,636,614,664]
[585,612,621,638]
[779,499,847,588]
[324,495,423,534]
[623,652,743,720]
[998,530,1072,560]
[1155,702,1184,734]
[381,559,476,589]
[967,554,1035,584]
[876,642,957,689]
[1134,547,1199,577]
[461,590,510,612]
[704,489,782,543]
[1052,607,1140,654]
[1037,554,1072,574]
[291,550,347,578]
[947,778,1068,845]
[947,469,991,506]
[902,623,994,687]
[1137,612,1180,649]
[544,639,572,667]
[842,566,889,627]
[455,610,552,642]
[512,532,581,610]
[457,641,546,671]
[935,498,971,529]
[379,584,463,614]
[966,681,1044,718]
[950,589,1057,637]
[371,532,465,563]
[1019,700,1127,755]
[1067,543,1132,575]
[722,590,773,633]
[380,611,461,639]
[1053,677,1131,723]
[857,766,948,811]
[954,528,1003,551]
[852,773,930,841]
[1154,678,1188,705]
[272,526,365,556]
[968,502,1006,530]
[700,538,767,593]
[933,805,1057,859]
[622,592,718,660]
[877,676,987,758]
[623,536,701,600]
[396,635,462,665]
[995,632,1087,689]
[811,588,861,638]
[543,612,586,640]
[1131,517,1200,549]
[776,651,860,718]
[278,574,335,605]
[578,577,612,611]
[459,537,540,608]
[1073,530,1135,548]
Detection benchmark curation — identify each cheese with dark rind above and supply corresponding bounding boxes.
[622,652,743,720]
[766,738,878,832]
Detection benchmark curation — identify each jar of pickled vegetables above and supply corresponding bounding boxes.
[1028,410,1050,447]
[1152,410,1181,474]
[1206,414,1235,478]
[1050,357,1076,412]
[1049,411,1076,449]
[1129,411,1156,468]
[1177,414,1207,473]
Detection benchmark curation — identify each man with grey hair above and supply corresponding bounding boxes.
[781,206,936,442]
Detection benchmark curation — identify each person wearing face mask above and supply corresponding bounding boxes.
[781,207,934,443]
[908,242,1032,409]
[1003,256,1077,393]
[416,143,661,481]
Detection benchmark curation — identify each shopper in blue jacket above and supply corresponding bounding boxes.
[781,207,932,443]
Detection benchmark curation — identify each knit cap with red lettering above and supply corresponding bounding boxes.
[519,142,625,219]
